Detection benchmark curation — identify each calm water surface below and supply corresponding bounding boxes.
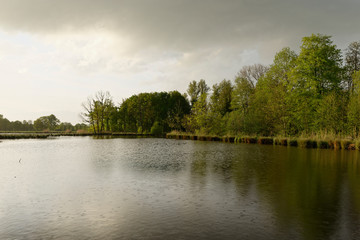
[0,137,360,239]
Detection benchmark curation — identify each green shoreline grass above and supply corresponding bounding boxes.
[0,132,159,140]
[2,131,358,151]
[166,132,360,151]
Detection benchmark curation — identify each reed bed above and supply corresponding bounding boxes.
[0,133,50,139]
[166,131,360,151]
[0,132,157,140]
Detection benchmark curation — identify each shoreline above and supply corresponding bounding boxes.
[166,133,359,151]
[0,132,160,140]
[1,132,358,151]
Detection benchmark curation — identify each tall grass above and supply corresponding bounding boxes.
[167,131,360,151]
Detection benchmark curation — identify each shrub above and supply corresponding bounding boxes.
[280,138,288,146]
[355,141,360,150]
[329,139,342,149]
[137,126,143,134]
[298,138,317,148]
[289,139,298,147]
[340,140,353,150]
[246,137,257,144]
[76,129,88,134]
[150,122,163,135]
[258,137,273,145]
[317,140,330,149]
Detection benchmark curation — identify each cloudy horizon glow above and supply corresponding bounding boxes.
[0,0,359,124]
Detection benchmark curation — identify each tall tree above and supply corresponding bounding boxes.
[197,79,210,96]
[227,64,268,135]
[0,115,11,131]
[347,71,360,136]
[191,93,209,133]
[237,64,269,89]
[186,79,210,107]
[210,79,233,116]
[34,114,60,131]
[167,91,191,131]
[81,91,114,133]
[290,34,343,95]
[344,41,360,92]
[116,91,190,133]
[187,81,199,106]
[251,48,297,135]
[288,34,343,133]
[231,64,268,114]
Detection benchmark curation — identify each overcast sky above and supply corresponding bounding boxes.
[0,0,359,124]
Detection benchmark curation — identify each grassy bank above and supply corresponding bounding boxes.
[0,132,160,140]
[0,133,50,139]
[166,132,360,151]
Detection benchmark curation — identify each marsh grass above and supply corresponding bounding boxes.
[273,137,288,146]
[0,131,157,140]
[257,137,273,145]
[341,139,353,150]
[289,139,298,147]
[0,133,49,139]
[167,131,359,151]
[222,137,235,143]
[298,138,318,148]
[317,140,330,149]
[355,140,360,150]
[329,139,342,149]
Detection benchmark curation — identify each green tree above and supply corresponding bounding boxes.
[290,34,343,95]
[186,79,210,107]
[288,34,343,133]
[167,91,191,131]
[347,71,360,136]
[34,114,60,131]
[344,41,360,92]
[115,91,190,133]
[231,64,267,113]
[48,114,60,130]
[0,115,11,131]
[150,121,163,135]
[81,91,114,133]
[207,80,233,135]
[191,93,209,133]
[198,79,210,96]
[210,79,233,116]
[57,122,74,131]
[187,80,199,106]
[316,91,347,134]
[250,47,297,135]
[228,64,268,135]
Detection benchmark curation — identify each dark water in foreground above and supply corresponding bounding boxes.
[0,137,360,239]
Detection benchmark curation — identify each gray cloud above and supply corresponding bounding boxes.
[1,0,359,53]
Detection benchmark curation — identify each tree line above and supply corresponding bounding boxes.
[83,34,360,137]
[4,33,357,137]
[182,34,360,137]
[0,114,87,132]
[81,91,190,134]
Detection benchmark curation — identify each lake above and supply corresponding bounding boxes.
[0,137,360,239]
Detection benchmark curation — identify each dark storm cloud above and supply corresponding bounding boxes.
[0,0,359,53]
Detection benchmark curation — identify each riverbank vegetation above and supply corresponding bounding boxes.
[2,34,360,142]
[81,90,190,134]
[166,132,360,150]
[180,34,360,138]
[0,114,88,132]
[81,34,360,140]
